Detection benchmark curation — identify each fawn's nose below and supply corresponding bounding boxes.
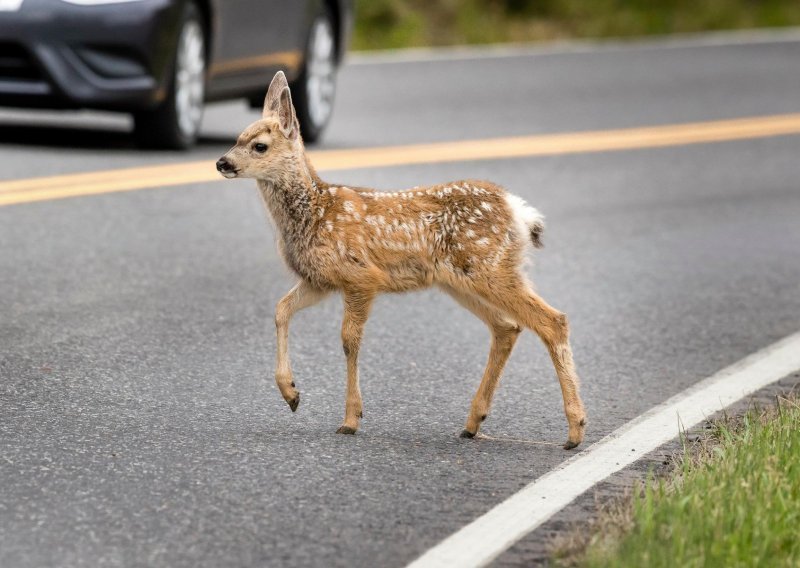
[216,156,234,173]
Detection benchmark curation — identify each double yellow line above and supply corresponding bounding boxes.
[2,113,800,208]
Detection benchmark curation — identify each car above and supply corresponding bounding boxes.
[0,0,353,148]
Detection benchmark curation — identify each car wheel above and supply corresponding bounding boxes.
[290,8,338,143]
[134,3,206,149]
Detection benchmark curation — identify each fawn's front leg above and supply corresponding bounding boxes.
[275,281,328,412]
[337,290,375,434]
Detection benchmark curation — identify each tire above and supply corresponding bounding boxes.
[290,8,338,144]
[134,3,206,150]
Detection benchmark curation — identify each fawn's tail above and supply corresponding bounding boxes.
[505,193,545,248]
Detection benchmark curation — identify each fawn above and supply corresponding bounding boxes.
[217,71,586,449]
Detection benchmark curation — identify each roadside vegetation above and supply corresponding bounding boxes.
[554,395,800,567]
[353,0,800,50]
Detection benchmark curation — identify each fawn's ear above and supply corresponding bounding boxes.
[263,71,289,118]
[263,71,298,140]
[277,87,299,140]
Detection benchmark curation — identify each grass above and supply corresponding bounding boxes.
[352,0,800,50]
[554,396,800,567]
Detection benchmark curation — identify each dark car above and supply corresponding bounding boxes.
[0,0,352,148]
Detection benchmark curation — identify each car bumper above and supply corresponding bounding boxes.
[0,0,181,111]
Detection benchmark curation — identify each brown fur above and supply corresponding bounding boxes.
[218,72,586,449]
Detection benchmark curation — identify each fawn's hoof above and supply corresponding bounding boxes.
[336,426,357,435]
[459,429,475,439]
[287,394,300,413]
[563,440,580,450]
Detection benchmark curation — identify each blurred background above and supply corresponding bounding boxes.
[353,0,800,50]
[2,0,800,151]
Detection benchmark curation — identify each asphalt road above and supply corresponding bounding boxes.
[3,33,800,567]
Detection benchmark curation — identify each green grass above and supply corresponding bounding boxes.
[558,397,800,567]
[353,0,800,51]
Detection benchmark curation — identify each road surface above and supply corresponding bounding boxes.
[2,31,800,567]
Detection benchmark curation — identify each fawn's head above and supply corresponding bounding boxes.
[216,71,304,182]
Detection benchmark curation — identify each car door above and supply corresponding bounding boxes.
[208,0,308,97]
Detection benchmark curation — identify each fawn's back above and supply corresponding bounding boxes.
[285,178,543,294]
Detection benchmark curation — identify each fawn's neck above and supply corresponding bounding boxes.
[257,155,323,242]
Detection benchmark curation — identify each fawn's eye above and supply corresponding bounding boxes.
[253,143,268,153]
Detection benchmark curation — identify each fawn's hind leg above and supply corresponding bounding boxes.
[472,278,586,449]
[337,290,375,435]
[440,285,522,439]
[275,281,329,412]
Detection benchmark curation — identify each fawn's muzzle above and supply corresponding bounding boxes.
[216,156,237,177]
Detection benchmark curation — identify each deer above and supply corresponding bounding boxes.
[216,71,586,449]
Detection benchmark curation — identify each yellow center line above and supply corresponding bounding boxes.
[2,113,800,207]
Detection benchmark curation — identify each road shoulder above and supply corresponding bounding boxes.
[493,372,800,567]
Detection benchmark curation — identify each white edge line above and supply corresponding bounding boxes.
[406,331,800,568]
[347,27,800,65]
